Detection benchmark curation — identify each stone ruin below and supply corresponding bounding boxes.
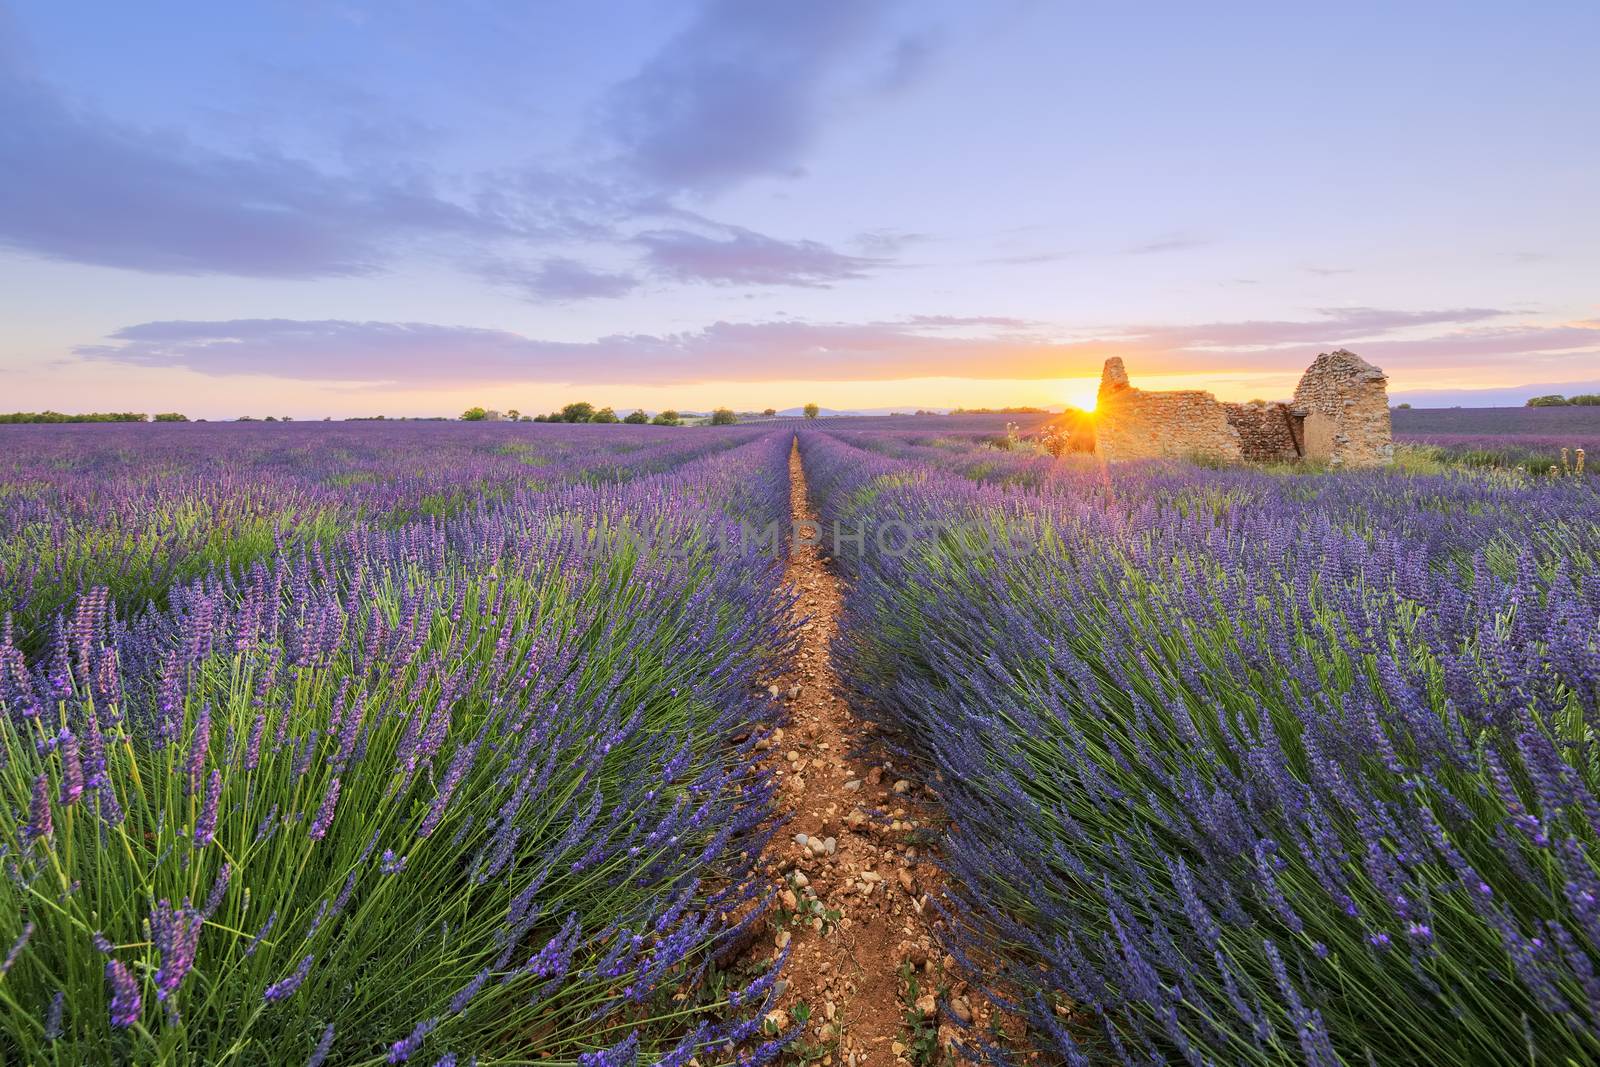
[1091,349,1393,467]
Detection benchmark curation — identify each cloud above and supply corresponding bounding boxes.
[0,11,913,296]
[603,0,909,192]
[1126,234,1212,255]
[478,257,640,301]
[81,307,1595,390]
[0,51,531,278]
[636,226,880,287]
[1122,307,1508,349]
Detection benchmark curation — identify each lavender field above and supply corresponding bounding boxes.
[2,418,1598,1065]
[1393,406,1600,473]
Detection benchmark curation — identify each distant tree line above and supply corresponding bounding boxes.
[461,402,739,427]
[0,411,187,423]
[949,405,1052,415]
[1526,394,1600,407]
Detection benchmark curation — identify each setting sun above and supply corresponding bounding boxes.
[1058,377,1100,412]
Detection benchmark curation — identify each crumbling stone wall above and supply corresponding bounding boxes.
[1094,358,1244,463]
[1222,401,1301,462]
[1089,350,1392,466]
[1293,349,1392,467]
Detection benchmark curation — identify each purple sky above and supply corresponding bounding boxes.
[1,1,1597,416]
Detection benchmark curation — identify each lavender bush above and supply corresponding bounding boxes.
[0,421,760,653]
[801,428,1600,1065]
[1,429,793,1064]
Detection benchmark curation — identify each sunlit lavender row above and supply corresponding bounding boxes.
[800,426,1600,1065]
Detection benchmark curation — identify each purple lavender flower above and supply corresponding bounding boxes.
[244,713,266,771]
[2,923,32,975]
[202,862,232,918]
[307,1023,335,1067]
[264,955,315,1002]
[579,1032,639,1067]
[194,769,222,846]
[24,774,52,843]
[244,910,277,957]
[106,959,141,1027]
[308,777,341,841]
[57,732,84,806]
[184,701,212,795]
[150,899,203,1002]
[43,990,64,1040]
[387,1017,437,1063]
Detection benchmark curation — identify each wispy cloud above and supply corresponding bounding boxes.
[0,52,523,278]
[80,307,1598,389]
[478,257,640,301]
[636,226,881,287]
[1126,233,1212,255]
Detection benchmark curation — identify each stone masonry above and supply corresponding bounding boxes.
[1091,349,1392,467]
[1292,349,1394,467]
[1094,359,1242,463]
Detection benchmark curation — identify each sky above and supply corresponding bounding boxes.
[1,0,1596,418]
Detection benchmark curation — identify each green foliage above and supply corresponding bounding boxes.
[0,412,148,424]
[0,540,772,1062]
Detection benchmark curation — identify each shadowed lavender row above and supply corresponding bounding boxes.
[800,427,1600,1066]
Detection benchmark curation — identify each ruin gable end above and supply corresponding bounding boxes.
[1292,349,1394,467]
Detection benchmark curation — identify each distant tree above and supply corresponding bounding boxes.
[710,407,737,425]
[623,409,649,424]
[461,407,489,421]
[762,408,777,418]
[0,411,148,423]
[651,409,681,426]
[590,406,620,423]
[506,408,520,421]
[1527,395,1569,407]
[153,412,189,422]
[559,401,596,423]
[803,402,820,420]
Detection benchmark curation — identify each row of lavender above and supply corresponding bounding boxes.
[799,428,1600,1065]
[0,429,794,1063]
[0,421,762,653]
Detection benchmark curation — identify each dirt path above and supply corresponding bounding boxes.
[749,439,987,1065]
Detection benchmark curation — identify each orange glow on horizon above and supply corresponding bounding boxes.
[1057,377,1099,413]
